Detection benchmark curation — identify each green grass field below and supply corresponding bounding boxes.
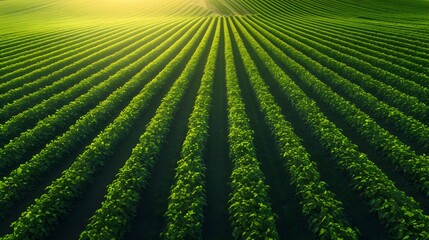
[1,0,429,239]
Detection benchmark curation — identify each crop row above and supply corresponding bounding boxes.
[0,22,159,109]
[0,18,193,174]
[223,18,278,239]
[292,19,429,74]
[0,18,210,240]
[79,17,215,240]
[309,17,429,55]
[0,30,73,52]
[1,24,128,78]
[0,26,94,64]
[279,11,429,74]
[0,18,206,223]
[239,0,429,63]
[236,16,429,239]
[250,17,429,125]
[163,18,221,239]
[240,17,429,196]
[0,18,188,145]
[272,17,429,90]
[246,18,429,148]
[0,24,142,95]
[229,17,359,239]
[0,18,200,177]
[254,16,429,104]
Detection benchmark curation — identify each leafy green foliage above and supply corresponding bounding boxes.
[229,17,359,240]
[224,18,279,240]
[163,17,222,240]
[236,15,429,239]
[80,17,214,240]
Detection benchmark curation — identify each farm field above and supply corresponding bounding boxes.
[1,0,429,239]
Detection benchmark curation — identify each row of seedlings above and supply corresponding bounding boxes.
[0,18,212,240]
[0,20,172,107]
[79,17,216,240]
[2,24,128,79]
[223,18,278,239]
[229,17,359,239]
[240,16,429,239]
[293,18,429,75]
[0,18,191,143]
[262,16,429,94]
[249,18,429,124]
[0,23,143,93]
[163,18,221,239]
[0,26,95,64]
[0,18,201,175]
[245,18,429,148]
[240,17,429,195]
[0,18,207,221]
